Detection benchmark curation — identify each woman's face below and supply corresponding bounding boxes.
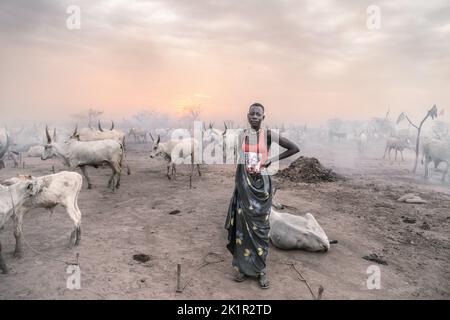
[247,106,265,129]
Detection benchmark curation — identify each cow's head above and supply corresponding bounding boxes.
[294,213,331,252]
[203,123,224,147]
[270,210,331,252]
[1,176,41,198]
[41,125,58,160]
[149,134,162,158]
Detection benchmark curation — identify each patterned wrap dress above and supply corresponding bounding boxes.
[225,128,272,277]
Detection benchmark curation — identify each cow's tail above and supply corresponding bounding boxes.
[125,159,131,175]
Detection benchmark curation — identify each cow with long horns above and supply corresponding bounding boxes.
[41,126,126,191]
[71,121,126,147]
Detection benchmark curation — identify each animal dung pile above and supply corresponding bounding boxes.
[362,253,388,265]
[133,254,151,263]
[275,156,343,183]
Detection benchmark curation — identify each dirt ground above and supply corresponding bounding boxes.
[0,139,449,299]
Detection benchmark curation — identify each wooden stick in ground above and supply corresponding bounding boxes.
[176,264,183,293]
[288,263,321,300]
[317,285,324,300]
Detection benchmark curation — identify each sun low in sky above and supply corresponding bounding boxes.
[0,0,449,125]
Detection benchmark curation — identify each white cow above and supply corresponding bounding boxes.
[202,123,223,145]
[41,126,126,190]
[149,134,201,180]
[356,131,368,154]
[26,145,45,158]
[71,122,126,147]
[422,139,450,181]
[0,172,82,273]
[128,128,148,143]
[269,209,330,252]
[0,179,37,273]
[383,137,412,161]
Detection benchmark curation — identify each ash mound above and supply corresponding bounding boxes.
[275,156,344,183]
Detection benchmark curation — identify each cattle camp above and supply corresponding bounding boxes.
[1,107,449,300]
[1,1,449,302]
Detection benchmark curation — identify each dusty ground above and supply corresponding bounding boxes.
[0,139,449,300]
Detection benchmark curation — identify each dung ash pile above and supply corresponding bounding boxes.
[275,156,344,183]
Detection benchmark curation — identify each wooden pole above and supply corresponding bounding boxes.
[176,264,182,293]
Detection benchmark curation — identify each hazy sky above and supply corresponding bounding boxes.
[0,0,449,125]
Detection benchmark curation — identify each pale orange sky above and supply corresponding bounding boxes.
[0,0,449,125]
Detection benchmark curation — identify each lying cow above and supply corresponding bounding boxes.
[41,126,126,190]
[269,209,330,252]
[0,171,82,274]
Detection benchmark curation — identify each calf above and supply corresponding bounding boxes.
[0,172,82,273]
[149,134,201,180]
[383,137,412,161]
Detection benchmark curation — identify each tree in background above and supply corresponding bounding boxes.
[397,104,438,173]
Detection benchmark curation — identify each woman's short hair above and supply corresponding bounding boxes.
[249,103,265,113]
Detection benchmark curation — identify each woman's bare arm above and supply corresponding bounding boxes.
[263,130,299,167]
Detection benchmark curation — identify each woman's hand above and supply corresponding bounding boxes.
[261,159,272,168]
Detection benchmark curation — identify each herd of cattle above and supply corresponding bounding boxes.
[0,118,449,275]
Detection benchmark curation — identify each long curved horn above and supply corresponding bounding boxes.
[224,121,228,131]
[149,132,154,142]
[98,120,104,132]
[53,128,57,142]
[45,125,52,143]
[110,121,114,131]
[73,124,78,137]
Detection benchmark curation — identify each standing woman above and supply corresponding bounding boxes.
[225,103,299,289]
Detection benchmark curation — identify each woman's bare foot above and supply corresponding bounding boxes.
[258,274,270,289]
